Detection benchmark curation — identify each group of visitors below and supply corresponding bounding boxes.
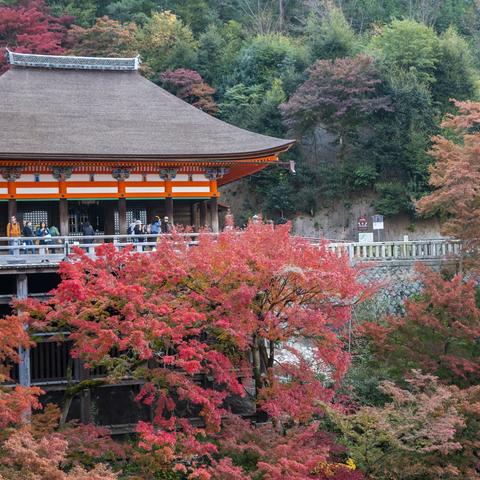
[6,215,62,254]
[127,216,172,241]
[5,214,174,255]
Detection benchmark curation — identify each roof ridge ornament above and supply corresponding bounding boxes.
[5,49,140,71]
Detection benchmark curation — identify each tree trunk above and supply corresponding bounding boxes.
[278,0,284,32]
[251,335,262,396]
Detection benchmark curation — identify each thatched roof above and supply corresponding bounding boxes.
[0,52,294,162]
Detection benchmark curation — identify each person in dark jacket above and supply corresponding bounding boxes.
[22,220,35,254]
[161,216,172,234]
[133,220,145,242]
[82,221,95,244]
[36,221,51,254]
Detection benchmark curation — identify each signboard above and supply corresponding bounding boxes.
[358,232,374,243]
[357,216,368,230]
[372,214,384,231]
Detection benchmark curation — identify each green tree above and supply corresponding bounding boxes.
[433,27,478,110]
[374,181,411,215]
[197,21,245,88]
[137,10,197,77]
[339,0,404,33]
[48,0,97,27]
[263,176,296,220]
[159,0,217,34]
[219,83,264,130]
[370,19,439,86]
[104,0,157,26]
[365,71,437,215]
[220,78,286,134]
[305,5,357,60]
[235,33,309,93]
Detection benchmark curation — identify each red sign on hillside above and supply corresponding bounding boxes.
[357,216,368,230]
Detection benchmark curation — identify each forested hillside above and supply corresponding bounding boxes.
[1,0,479,223]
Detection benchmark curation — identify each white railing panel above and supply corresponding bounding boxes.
[0,234,462,267]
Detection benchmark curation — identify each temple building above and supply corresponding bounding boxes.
[0,50,293,235]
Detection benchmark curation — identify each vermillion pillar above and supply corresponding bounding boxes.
[52,167,73,236]
[1,167,22,220]
[160,169,177,226]
[205,168,228,233]
[118,198,127,235]
[112,168,130,235]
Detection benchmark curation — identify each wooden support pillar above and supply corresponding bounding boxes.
[190,202,195,229]
[103,201,115,236]
[17,274,30,388]
[52,167,73,236]
[112,168,130,235]
[146,202,156,225]
[199,201,208,228]
[160,169,177,225]
[59,198,69,236]
[205,168,228,233]
[209,196,219,233]
[193,203,200,231]
[165,197,174,225]
[77,360,92,424]
[118,197,127,235]
[8,199,16,220]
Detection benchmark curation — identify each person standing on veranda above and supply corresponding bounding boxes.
[6,215,21,255]
[22,220,35,254]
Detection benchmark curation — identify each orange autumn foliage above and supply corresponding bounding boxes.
[417,100,480,268]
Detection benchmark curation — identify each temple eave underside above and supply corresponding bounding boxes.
[0,154,280,201]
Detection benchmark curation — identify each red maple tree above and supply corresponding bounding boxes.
[281,54,392,163]
[0,0,72,74]
[0,294,120,478]
[159,68,218,115]
[360,265,480,387]
[0,310,41,429]
[17,221,367,478]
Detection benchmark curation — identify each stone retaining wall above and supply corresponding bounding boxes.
[356,259,457,316]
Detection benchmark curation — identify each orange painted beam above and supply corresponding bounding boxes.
[7,181,15,198]
[209,179,218,197]
[164,179,172,197]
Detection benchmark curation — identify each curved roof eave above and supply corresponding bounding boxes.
[0,142,294,162]
[0,55,296,160]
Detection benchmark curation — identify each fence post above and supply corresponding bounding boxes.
[17,274,30,389]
